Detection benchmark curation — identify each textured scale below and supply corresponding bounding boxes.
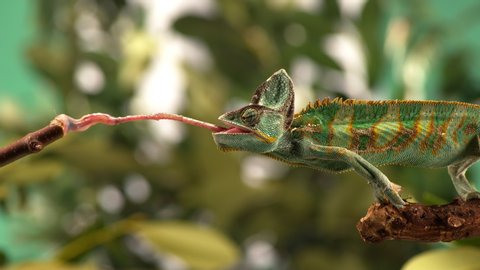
[213,69,480,208]
[291,98,480,168]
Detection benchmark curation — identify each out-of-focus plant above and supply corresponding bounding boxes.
[3,0,480,269]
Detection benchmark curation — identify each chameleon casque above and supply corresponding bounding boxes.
[213,69,480,208]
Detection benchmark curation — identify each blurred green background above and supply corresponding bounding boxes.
[2,0,480,269]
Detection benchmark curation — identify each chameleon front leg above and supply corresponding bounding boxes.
[309,144,405,208]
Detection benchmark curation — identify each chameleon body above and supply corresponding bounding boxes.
[213,69,480,208]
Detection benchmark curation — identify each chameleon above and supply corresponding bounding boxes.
[212,69,480,208]
[6,69,480,209]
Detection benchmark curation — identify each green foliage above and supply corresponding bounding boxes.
[3,0,480,269]
[136,221,239,270]
[402,247,480,270]
[7,261,97,270]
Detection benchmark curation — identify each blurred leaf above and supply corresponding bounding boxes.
[0,211,55,264]
[135,221,240,270]
[26,43,75,95]
[10,0,480,269]
[0,250,7,266]
[119,30,157,88]
[0,185,8,200]
[174,15,261,83]
[0,160,63,185]
[7,261,97,270]
[402,247,480,270]
[357,0,384,85]
[53,136,138,174]
[55,218,137,261]
[293,247,366,270]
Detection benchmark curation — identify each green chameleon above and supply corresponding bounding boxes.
[14,69,480,209]
[213,69,480,208]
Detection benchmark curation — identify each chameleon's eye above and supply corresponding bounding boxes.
[241,108,259,127]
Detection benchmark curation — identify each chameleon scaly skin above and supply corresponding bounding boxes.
[213,69,480,208]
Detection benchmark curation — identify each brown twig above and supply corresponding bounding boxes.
[0,123,65,167]
[357,198,480,243]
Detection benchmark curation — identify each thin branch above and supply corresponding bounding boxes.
[0,113,225,168]
[0,124,64,167]
[357,198,480,243]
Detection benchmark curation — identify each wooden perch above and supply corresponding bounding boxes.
[357,198,480,243]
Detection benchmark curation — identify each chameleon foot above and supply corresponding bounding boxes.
[375,185,406,208]
[465,191,480,200]
[390,181,402,193]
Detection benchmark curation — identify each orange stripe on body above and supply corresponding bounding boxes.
[372,107,404,152]
[348,111,355,149]
[419,113,436,151]
[452,114,467,146]
[432,115,452,155]
[327,118,335,146]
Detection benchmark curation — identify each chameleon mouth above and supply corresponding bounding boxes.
[215,114,276,143]
[215,122,252,135]
[215,121,276,144]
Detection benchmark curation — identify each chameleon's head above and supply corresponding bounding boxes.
[213,69,294,153]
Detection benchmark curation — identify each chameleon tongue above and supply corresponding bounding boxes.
[53,113,227,134]
[223,127,250,134]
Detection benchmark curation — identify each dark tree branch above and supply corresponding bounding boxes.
[357,198,480,243]
[0,123,65,167]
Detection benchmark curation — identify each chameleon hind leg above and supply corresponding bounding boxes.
[309,144,405,208]
[447,156,480,200]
